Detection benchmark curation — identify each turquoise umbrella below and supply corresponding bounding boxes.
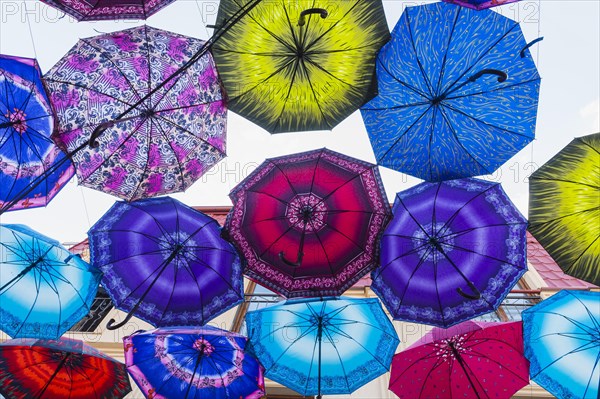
[523,290,599,399]
[0,224,101,339]
[246,297,399,398]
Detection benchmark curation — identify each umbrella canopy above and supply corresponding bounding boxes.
[0,224,101,339]
[246,296,399,398]
[372,178,528,328]
[124,326,265,399]
[523,290,599,399]
[40,0,175,21]
[88,196,243,330]
[528,132,600,286]
[225,148,391,297]
[0,337,131,399]
[44,25,227,201]
[442,0,522,10]
[0,54,74,212]
[212,0,389,133]
[360,2,541,181]
[390,321,529,399]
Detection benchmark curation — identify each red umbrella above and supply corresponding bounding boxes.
[390,321,530,399]
[225,148,391,298]
[0,337,131,399]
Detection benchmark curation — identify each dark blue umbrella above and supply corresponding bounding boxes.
[88,196,244,330]
[372,178,528,328]
[361,2,541,181]
[0,54,74,212]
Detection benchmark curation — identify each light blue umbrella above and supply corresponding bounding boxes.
[523,290,599,399]
[0,224,101,339]
[246,297,399,398]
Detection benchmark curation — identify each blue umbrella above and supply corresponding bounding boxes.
[523,290,599,399]
[0,54,74,212]
[360,2,541,181]
[0,224,101,339]
[124,326,265,399]
[246,297,399,398]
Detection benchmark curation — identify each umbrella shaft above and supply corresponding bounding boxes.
[449,343,484,399]
[0,259,41,293]
[35,353,71,399]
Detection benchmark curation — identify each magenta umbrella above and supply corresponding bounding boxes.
[40,0,175,21]
[390,321,530,399]
[442,0,522,10]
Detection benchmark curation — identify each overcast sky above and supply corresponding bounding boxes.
[0,0,598,244]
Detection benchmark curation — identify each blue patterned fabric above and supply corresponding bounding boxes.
[361,2,540,181]
[0,224,101,339]
[246,297,399,397]
[523,290,599,399]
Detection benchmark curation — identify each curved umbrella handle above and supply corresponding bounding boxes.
[298,8,328,26]
[457,280,482,300]
[279,250,303,267]
[468,69,508,83]
[106,306,139,330]
[521,37,544,58]
[89,112,151,148]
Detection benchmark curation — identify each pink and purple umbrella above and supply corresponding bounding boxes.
[225,148,391,298]
[372,178,528,327]
[44,25,227,201]
[390,321,530,399]
[40,0,175,21]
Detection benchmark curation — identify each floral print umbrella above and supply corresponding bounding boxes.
[44,25,227,201]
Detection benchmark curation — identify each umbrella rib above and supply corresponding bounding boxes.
[179,247,243,296]
[533,309,599,337]
[530,177,599,190]
[326,323,391,370]
[143,25,152,98]
[299,57,332,129]
[439,23,519,98]
[440,240,527,269]
[445,77,540,102]
[245,188,292,207]
[436,222,528,241]
[78,37,145,103]
[153,109,227,157]
[270,159,299,196]
[152,117,186,192]
[581,351,600,399]
[308,219,335,280]
[128,117,156,201]
[44,79,136,110]
[578,138,600,155]
[405,10,435,97]
[552,234,600,275]
[433,9,461,97]
[257,219,304,258]
[303,56,353,88]
[303,0,362,54]
[71,361,102,399]
[437,106,492,174]
[530,207,599,228]
[372,58,440,101]
[224,57,297,102]
[271,58,302,132]
[531,340,599,378]
[442,102,535,140]
[303,326,321,396]
[373,241,431,277]
[433,251,447,327]
[378,105,433,164]
[466,347,530,384]
[393,247,434,315]
[322,326,352,393]
[310,165,377,209]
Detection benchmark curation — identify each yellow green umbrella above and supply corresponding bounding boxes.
[212,0,389,133]
[529,132,600,286]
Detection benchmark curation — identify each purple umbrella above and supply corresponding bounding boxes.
[40,0,175,21]
[372,178,528,328]
[442,0,522,10]
[88,196,243,330]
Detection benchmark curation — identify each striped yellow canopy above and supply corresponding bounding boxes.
[529,132,600,286]
[212,0,389,133]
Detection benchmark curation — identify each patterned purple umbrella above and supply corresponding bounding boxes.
[44,25,226,201]
[372,178,528,328]
[88,196,243,330]
[40,0,175,21]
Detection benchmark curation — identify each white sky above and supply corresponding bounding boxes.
[0,0,598,244]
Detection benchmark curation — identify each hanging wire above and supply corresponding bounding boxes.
[23,0,38,58]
